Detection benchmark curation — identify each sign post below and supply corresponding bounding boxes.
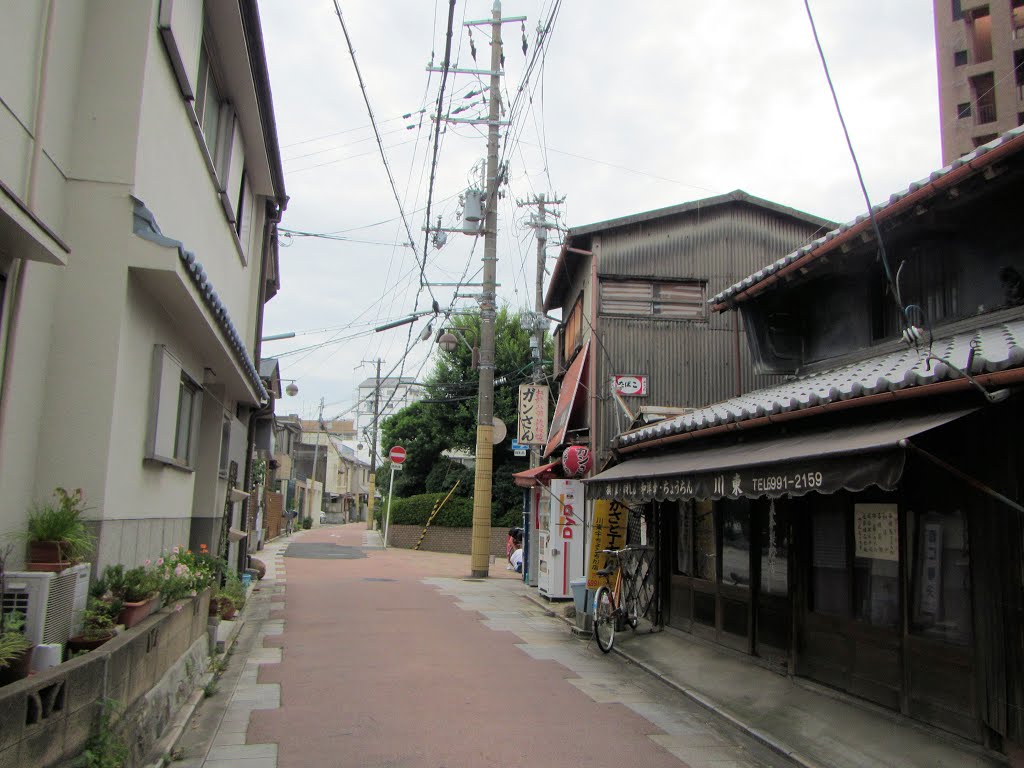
[384,446,407,548]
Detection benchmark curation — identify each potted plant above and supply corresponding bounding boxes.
[21,488,93,572]
[115,565,161,628]
[0,611,34,686]
[67,597,117,655]
[210,570,246,620]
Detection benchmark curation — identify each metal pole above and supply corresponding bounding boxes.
[531,195,546,471]
[469,0,503,578]
[368,359,381,529]
[384,464,397,548]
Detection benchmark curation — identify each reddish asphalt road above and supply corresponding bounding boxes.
[248,523,685,768]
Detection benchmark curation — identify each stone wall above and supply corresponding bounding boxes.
[386,524,509,557]
[0,589,211,767]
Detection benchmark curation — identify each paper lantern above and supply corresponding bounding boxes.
[562,445,593,477]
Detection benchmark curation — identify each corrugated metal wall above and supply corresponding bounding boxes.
[589,203,828,469]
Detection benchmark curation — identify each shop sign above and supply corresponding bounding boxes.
[587,452,904,502]
[587,499,630,589]
[517,384,549,445]
[612,375,648,396]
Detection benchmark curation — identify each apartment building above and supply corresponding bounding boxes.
[0,1,286,570]
[933,0,1024,163]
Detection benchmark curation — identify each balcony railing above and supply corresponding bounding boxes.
[976,102,997,124]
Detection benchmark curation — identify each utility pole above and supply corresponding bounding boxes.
[517,192,563,469]
[467,1,505,578]
[366,359,382,530]
[428,1,524,577]
[309,397,325,524]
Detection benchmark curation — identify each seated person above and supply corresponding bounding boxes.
[509,547,524,573]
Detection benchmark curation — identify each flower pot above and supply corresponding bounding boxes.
[66,633,114,656]
[27,541,71,571]
[0,647,34,686]
[209,597,236,621]
[118,596,157,629]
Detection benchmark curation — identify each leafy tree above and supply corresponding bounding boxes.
[379,306,552,520]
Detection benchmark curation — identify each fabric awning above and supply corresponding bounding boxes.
[512,461,562,488]
[587,408,976,503]
[543,340,590,457]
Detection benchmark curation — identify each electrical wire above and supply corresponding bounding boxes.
[332,1,437,307]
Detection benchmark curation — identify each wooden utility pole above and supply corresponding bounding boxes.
[468,0,504,578]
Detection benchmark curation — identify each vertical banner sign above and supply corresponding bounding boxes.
[517,384,549,446]
[587,499,629,588]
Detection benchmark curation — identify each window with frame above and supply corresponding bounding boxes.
[195,38,234,184]
[600,280,706,319]
[953,49,968,67]
[147,345,203,469]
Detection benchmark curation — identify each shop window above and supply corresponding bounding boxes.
[694,500,715,581]
[853,504,900,629]
[720,499,752,588]
[811,503,851,617]
[811,500,901,628]
[910,510,972,645]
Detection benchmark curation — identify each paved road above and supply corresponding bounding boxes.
[175,523,790,768]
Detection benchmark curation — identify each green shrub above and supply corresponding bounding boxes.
[301,517,312,530]
[381,492,519,529]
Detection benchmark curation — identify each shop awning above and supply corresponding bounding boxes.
[512,461,561,488]
[587,408,976,503]
[544,340,590,458]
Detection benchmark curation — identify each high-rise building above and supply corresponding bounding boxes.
[933,0,1024,164]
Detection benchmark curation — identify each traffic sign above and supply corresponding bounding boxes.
[389,445,407,464]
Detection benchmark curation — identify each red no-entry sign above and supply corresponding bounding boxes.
[389,446,407,464]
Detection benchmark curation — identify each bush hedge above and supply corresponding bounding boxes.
[375,492,520,529]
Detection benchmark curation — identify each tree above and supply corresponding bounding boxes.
[379,306,553,521]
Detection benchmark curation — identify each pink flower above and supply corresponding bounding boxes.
[173,546,180,554]
[175,564,186,577]
[174,603,183,612]
[144,559,151,566]
[157,558,164,566]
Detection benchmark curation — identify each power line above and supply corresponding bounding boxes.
[332,1,436,306]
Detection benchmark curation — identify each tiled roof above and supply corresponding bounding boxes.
[710,126,1024,308]
[614,316,1024,450]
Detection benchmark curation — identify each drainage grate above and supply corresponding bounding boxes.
[284,544,367,560]
[361,578,397,582]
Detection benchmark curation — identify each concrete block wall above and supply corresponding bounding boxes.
[0,589,210,767]
[386,524,508,557]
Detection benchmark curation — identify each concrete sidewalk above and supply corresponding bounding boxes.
[553,604,1006,768]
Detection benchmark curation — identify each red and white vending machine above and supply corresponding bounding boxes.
[538,479,585,599]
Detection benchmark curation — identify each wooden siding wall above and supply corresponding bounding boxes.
[590,204,827,468]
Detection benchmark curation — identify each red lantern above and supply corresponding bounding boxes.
[562,445,593,477]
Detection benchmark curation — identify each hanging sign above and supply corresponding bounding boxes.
[587,499,630,588]
[612,375,648,397]
[517,384,549,445]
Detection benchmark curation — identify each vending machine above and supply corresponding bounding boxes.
[538,479,585,599]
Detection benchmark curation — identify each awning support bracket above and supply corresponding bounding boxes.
[901,439,1024,515]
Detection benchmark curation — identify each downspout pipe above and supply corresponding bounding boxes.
[239,201,282,572]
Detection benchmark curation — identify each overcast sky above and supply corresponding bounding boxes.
[259,1,942,426]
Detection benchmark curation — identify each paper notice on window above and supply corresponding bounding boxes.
[854,503,898,561]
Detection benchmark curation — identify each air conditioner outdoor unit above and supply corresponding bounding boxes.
[1,563,91,648]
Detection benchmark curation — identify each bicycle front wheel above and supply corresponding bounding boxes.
[593,586,615,653]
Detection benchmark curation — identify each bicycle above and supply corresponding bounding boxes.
[592,547,640,653]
